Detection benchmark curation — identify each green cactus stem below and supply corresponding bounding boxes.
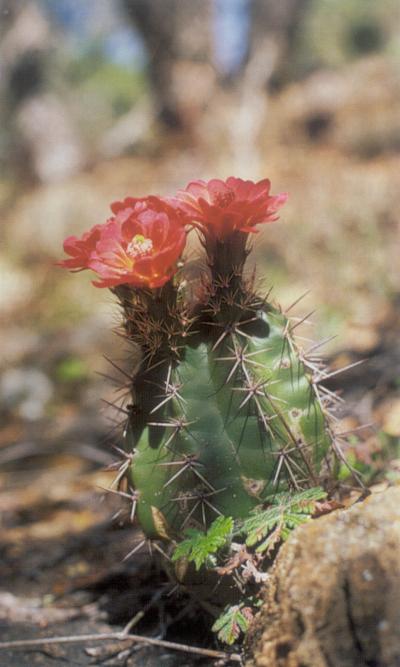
[122,277,334,541]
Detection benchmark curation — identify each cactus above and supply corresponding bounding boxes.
[59,177,342,573]
[123,290,333,541]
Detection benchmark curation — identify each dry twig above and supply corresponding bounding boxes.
[0,630,242,663]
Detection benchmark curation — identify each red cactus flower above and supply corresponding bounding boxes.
[170,177,287,241]
[59,198,186,289]
[57,224,103,270]
[91,202,186,289]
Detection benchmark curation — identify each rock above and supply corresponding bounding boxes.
[246,487,400,667]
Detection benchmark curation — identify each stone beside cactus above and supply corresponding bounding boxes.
[59,177,341,567]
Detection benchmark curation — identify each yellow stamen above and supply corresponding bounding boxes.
[127,234,153,257]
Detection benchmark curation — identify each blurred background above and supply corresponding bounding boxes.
[1,0,399,659]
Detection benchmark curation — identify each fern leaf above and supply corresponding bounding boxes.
[242,487,327,554]
[172,516,233,571]
[212,604,254,645]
